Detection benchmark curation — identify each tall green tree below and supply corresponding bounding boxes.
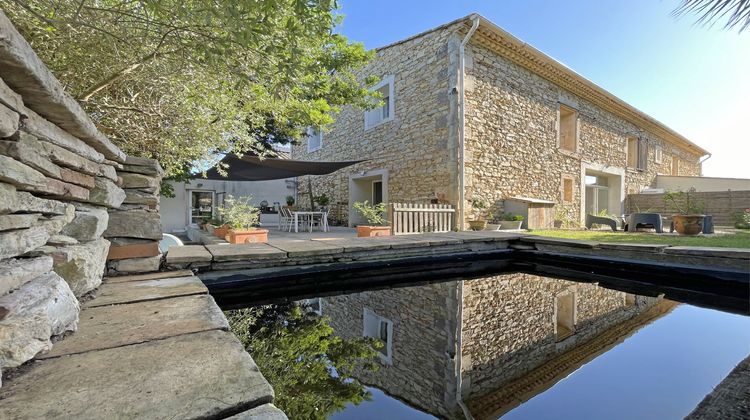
[226,303,381,419]
[5,1,377,176]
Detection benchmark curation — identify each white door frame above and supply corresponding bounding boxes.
[580,162,625,224]
[187,189,216,226]
[348,169,389,227]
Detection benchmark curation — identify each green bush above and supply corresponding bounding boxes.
[218,195,260,230]
[353,201,387,226]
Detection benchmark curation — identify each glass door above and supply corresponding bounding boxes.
[189,190,215,225]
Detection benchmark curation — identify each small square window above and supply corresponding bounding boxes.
[363,308,393,363]
[307,127,322,152]
[558,105,578,152]
[365,76,395,130]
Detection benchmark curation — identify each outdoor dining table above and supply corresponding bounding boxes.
[291,211,328,233]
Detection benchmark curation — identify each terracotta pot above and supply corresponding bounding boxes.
[226,229,269,244]
[213,225,230,239]
[672,214,704,236]
[468,220,487,231]
[356,226,391,237]
[499,220,523,230]
[206,225,215,234]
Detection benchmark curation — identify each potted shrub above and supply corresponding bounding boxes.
[208,217,231,239]
[663,189,705,236]
[498,212,524,230]
[218,195,268,244]
[285,195,295,207]
[354,201,390,237]
[468,199,488,231]
[313,193,330,211]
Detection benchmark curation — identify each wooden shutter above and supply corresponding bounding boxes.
[638,138,647,171]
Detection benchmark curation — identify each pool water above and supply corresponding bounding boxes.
[229,273,749,420]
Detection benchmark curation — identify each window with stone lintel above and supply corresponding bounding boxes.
[558,104,578,153]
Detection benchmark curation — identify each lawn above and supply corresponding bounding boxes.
[528,229,750,249]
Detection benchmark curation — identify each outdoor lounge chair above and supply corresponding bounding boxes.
[585,214,618,231]
[625,213,663,233]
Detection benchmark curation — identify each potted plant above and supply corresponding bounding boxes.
[498,212,524,230]
[663,189,705,236]
[285,195,295,207]
[468,199,488,231]
[313,193,330,211]
[353,201,390,237]
[218,195,268,244]
[733,208,750,229]
[207,217,231,239]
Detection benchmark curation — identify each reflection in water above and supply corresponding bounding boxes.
[226,304,381,419]
[229,273,750,419]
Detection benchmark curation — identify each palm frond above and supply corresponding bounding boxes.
[672,0,750,32]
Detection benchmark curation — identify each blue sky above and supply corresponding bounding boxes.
[335,1,749,179]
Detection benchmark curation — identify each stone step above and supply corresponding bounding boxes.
[39,294,228,359]
[83,275,207,308]
[206,243,287,262]
[0,330,274,419]
[104,269,194,284]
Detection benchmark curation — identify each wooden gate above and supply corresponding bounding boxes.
[388,203,455,235]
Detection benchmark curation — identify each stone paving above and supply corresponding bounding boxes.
[0,271,283,419]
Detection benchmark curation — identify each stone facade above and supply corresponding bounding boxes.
[321,274,662,418]
[292,16,706,227]
[0,11,163,383]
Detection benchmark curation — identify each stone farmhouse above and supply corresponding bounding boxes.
[320,275,670,419]
[292,14,709,228]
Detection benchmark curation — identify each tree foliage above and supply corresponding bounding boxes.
[5,1,377,176]
[226,303,380,419]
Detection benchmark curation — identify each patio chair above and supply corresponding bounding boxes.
[279,207,294,232]
[625,213,663,233]
[585,213,618,231]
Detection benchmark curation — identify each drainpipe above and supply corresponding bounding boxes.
[698,153,712,176]
[455,16,480,420]
[459,15,480,231]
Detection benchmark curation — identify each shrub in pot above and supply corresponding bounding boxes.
[468,199,488,231]
[313,193,330,211]
[218,195,268,244]
[206,217,230,238]
[285,195,295,206]
[734,209,750,229]
[663,189,705,236]
[498,212,524,230]
[354,201,390,237]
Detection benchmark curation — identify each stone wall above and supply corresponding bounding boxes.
[322,281,461,418]
[0,11,162,384]
[291,25,463,225]
[463,34,703,226]
[626,190,750,227]
[460,274,658,400]
[291,17,706,228]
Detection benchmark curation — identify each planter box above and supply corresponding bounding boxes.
[356,226,391,237]
[484,223,500,231]
[213,225,230,239]
[468,220,487,231]
[226,229,269,244]
[499,220,523,230]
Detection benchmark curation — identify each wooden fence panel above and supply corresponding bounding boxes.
[626,190,750,227]
[390,203,456,235]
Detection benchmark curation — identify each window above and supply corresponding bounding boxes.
[301,298,322,316]
[627,137,647,171]
[562,177,574,203]
[365,76,394,130]
[558,104,578,152]
[555,293,576,341]
[624,293,636,307]
[363,308,393,363]
[372,181,383,205]
[654,144,663,164]
[671,157,680,176]
[307,127,322,152]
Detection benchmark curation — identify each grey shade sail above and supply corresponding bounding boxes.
[199,154,365,181]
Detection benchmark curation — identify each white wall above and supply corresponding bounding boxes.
[655,176,750,192]
[160,178,295,232]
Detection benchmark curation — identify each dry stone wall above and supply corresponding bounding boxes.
[0,11,163,384]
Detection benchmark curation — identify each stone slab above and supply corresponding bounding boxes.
[0,225,49,259]
[0,330,274,419]
[663,246,750,260]
[0,154,46,190]
[107,254,162,274]
[104,209,162,240]
[393,233,464,246]
[107,242,160,260]
[0,139,60,178]
[20,108,105,163]
[267,240,344,257]
[39,295,228,359]
[598,242,671,252]
[83,275,207,308]
[206,243,287,262]
[229,404,288,419]
[0,213,37,231]
[104,269,194,284]
[521,235,600,248]
[311,237,393,252]
[166,245,213,264]
[0,102,18,137]
[0,255,53,297]
[0,12,125,161]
